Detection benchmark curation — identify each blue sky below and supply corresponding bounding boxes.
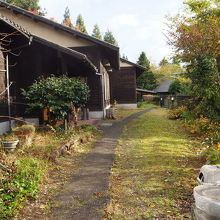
[39,0,185,65]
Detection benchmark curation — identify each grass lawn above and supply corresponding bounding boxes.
[104,108,203,219]
[104,103,156,123]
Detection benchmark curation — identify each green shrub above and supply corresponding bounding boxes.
[22,75,90,124]
[0,158,45,219]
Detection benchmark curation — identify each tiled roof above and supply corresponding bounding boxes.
[154,80,173,93]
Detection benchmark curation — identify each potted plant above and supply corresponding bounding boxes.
[1,135,19,151]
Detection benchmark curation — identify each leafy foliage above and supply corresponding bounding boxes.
[167,0,220,62]
[136,52,157,90]
[151,63,183,84]
[92,24,102,39]
[137,71,157,90]
[168,79,182,95]
[159,57,169,66]
[76,14,88,34]
[187,55,220,120]
[22,75,90,123]
[6,0,46,15]
[104,30,118,46]
[0,158,44,219]
[167,0,220,123]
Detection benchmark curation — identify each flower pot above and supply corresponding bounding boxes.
[2,140,19,151]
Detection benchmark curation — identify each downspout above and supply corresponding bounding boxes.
[96,72,105,119]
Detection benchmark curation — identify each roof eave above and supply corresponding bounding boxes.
[0,1,119,52]
[33,36,97,73]
[120,58,146,71]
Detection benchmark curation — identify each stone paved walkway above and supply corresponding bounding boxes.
[51,108,155,220]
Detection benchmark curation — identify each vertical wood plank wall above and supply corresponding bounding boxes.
[109,67,137,104]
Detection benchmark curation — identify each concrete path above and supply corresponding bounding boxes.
[51,108,154,220]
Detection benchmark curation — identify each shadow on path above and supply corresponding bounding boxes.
[51,108,155,220]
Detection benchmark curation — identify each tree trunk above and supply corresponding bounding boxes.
[71,103,79,126]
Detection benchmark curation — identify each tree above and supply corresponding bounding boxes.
[137,52,150,70]
[167,0,220,62]
[104,30,118,46]
[187,55,220,120]
[151,63,183,84]
[76,14,88,34]
[92,24,102,39]
[167,0,220,121]
[6,0,46,15]
[136,52,157,90]
[62,6,73,28]
[159,57,169,66]
[137,71,157,90]
[169,79,182,95]
[22,75,90,126]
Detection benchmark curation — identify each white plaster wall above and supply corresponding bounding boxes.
[0,120,15,135]
[89,111,104,119]
[0,9,94,48]
[24,118,39,126]
[117,104,137,109]
[120,61,133,67]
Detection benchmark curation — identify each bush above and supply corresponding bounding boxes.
[22,75,90,124]
[0,158,45,219]
[168,106,187,120]
[13,125,35,136]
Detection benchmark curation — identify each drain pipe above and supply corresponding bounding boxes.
[96,72,105,119]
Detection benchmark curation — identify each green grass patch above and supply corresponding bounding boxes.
[0,125,100,219]
[104,104,156,123]
[105,108,202,219]
[0,158,45,219]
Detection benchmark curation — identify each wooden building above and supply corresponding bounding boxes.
[0,1,120,126]
[0,50,5,99]
[109,58,146,109]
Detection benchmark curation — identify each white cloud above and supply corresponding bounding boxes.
[109,14,139,30]
[134,27,151,40]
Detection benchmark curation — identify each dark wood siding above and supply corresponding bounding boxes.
[5,42,103,117]
[87,75,102,111]
[70,46,101,72]
[109,67,137,104]
[70,46,103,111]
